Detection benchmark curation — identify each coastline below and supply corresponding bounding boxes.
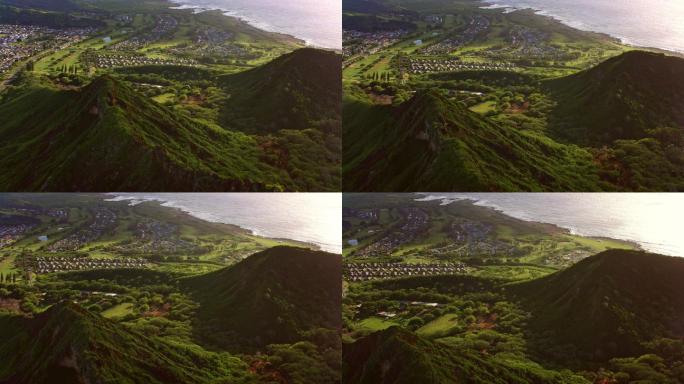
[104,194,338,254]
[415,193,643,253]
[167,0,338,50]
[478,0,684,56]
[167,3,305,47]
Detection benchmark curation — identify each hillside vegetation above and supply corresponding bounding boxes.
[0,302,253,384]
[183,246,342,351]
[344,246,684,383]
[0,49,341,191]
[343,88,603,191]
[514,249,684,366]
[344,51,684,191]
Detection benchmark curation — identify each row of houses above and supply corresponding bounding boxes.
[84,53,196,68]
[343,29,410,59]
[110,15,178,50]
[344,262,466,281]
[406,58,515,74]
[29,256,149,274]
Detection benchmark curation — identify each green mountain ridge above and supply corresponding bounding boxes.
[0,75,285,191]
[343,88,602,191]
[546,51,684,146]
[183,246,342,351]
[0,47,345,192]
[219,48,342,135]
[343,326,586,384]
[513,249,684,365]
[0,302,250,384]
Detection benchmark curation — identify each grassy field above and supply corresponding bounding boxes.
[417,313,460,337]
[101,302,135,318]
[356,316,399,332]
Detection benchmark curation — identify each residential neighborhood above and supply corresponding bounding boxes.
[46,208,117,252]
[353,207,429,257]
[0,24,94,75]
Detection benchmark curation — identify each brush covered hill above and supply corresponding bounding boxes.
[546,51,684,146]
[513,249,684,365]
[0,302,253,384]
[343,326,587,384]
[343,88,603,191]
[218,48,342,135]
[182,246,342,351]
[0,75,315,191]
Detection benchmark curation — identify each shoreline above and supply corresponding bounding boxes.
[414,193,643,253]
[103,194,338,254]
[478,0,684,57]
[167,0,338,50]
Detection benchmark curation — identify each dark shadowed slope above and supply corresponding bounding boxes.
[513,249,684,365]
[343,326,586,384]
[343,88,603,191]
[219,48,342,135]
[182,246,342,351]
[0,302,252,384]
[546,51,684,146]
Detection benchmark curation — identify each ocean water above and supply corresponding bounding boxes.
[482,0,684,53]
[106,193,342,254]
[417,193,684,257]
[169,0,341,49]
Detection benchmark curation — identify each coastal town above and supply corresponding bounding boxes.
[0,222,35,248]
[45,208,117,252]
[426,220,520,257]
[419,15,490,55]
[0,24,95,76]
[109,219,203,255]
[348,207,430,257]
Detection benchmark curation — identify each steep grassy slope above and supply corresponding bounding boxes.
[513,250,684,365]
[343,326,587,384]
[546,51,684,146]
[182,246,342,351]
[0,76,290,191]
[0,302,253,384]
[343,88,603,191]
[219,48,342,135]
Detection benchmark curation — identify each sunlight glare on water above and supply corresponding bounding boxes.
[419,193,684,257]
[483,0,684,53]
[107,193,342,253]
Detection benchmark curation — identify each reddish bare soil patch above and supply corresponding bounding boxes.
[249,357,287,384]
[369,93,393,105]
[506,101,530,114]
[143,303,171,317]
[471,313,498,330]
[0,298,22,313]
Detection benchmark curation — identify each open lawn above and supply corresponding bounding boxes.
[356,316,398,332]
[101,302,135,318]
[417,313,460,337]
